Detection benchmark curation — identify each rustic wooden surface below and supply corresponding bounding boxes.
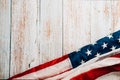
[0,0,120,79]
[0,0,11,78]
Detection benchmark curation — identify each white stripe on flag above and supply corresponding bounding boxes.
[70,63,120,80]
[16,58,72,79]
[9,55,72,80]
[45,48,120,80]
[62,54,120,80]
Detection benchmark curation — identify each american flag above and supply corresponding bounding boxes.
[9,30,120,80]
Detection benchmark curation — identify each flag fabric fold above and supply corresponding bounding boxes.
[9,30,120,80]
[44,49,120,80]
[8,55,72,80]
[71,64,120,80]
[62,53,120,80]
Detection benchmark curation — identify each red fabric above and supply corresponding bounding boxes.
[71,63,120,80]
[9,54,68,80]
[111,53,120,58]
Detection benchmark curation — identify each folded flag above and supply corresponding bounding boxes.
[62,53,120,80]
[9,30,120,80]
[44,48,120,80]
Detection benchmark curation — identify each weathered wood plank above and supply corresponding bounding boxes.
[111,1,120,31]
[63,0,91,54]
[0,0,11,79]
[40,0,62,63]
[90,1,113,43]
[10,0,40,77]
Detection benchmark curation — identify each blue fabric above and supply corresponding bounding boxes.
[69,30,120,68]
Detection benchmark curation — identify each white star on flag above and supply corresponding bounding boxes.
[86,49,92,56]
[102,43,108,49]
[107,34,113,39]
[95,53,101,57]
[111,46,116,51]
[81,60,85,64]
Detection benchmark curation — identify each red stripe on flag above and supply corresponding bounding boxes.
[9,54,68,80]
[71,63,120,80]
[111,53,120,58]
[62,53,120,80]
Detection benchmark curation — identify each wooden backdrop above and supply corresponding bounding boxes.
[0,0,120,79]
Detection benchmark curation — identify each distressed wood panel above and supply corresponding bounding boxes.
[10,0,40,77]
[0,0,120,79]
[63,0,91,54]
[40,0,62,63]
[90,1,113,43]
[112,1,120,31]
[0,0,11,79]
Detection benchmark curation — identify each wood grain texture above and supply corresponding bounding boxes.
[112,1,120,31]
[0,0,11,79]
[63,0,91,54]
[10,0,40,77]
[90,1,113,43]
[40,0,62,63]
[0,0,120,79]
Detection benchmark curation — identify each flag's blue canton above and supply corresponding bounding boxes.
[69,30,120,68]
